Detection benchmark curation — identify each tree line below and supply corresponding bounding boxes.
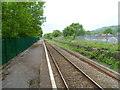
[2,2,45,38]
[44,23,115,39]
[44,23,91,39]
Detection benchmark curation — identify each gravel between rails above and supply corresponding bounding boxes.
[46,45,67,88]
[50,42,119,88]
[46,42,99,88]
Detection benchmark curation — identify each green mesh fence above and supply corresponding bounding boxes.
[2,38,39,65]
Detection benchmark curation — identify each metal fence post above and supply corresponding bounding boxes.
[106,34,108,43]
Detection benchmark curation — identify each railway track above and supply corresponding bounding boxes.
[60,46,120,81]
[44,40,104,89]
[50,41,120,82]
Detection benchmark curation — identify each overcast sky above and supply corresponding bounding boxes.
[42,0,119,34]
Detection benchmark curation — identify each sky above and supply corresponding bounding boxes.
[42,0,119,34]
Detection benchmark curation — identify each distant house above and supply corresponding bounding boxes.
[101,34,106,36]
[100,34,112,36]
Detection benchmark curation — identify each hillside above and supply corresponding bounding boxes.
[91,25,118,34]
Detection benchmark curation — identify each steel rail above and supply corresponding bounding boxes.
[54,42,120,81]
[45,42,69,89]
[45,41,104,90]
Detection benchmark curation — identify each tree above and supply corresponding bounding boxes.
[44,33,53,39]
[103,28,113,34]
[63,23,85,37]
[85,31,91,35]
[52,30,62,37]
[2,2,45,38]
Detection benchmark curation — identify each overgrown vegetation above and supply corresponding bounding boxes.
[49,39,119,71]
[55,37,118,51]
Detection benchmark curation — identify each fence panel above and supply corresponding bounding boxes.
[2,38,39,65]
[75,34,118,44]
[2,38,6,64]
[6,38,16,61]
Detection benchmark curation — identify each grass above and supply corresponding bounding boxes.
[48,39,119,71]
[56,39,119,51]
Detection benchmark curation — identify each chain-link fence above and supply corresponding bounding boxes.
[75,34,118,44]
[52,36,64,39]
[2,38,39,65]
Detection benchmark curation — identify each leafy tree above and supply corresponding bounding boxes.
[52,30,62,37]
[63,23,85,37]
[44,33,53,39]
[85,31,91,35]
[103,28,113,34]
[2,2,45,38]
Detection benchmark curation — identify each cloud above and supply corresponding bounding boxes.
[42,0,119,34]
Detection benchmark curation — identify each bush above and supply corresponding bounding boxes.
[51,39,120,70]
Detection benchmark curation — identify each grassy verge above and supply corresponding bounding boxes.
[48,39,119,71]
[55,37,119,51]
